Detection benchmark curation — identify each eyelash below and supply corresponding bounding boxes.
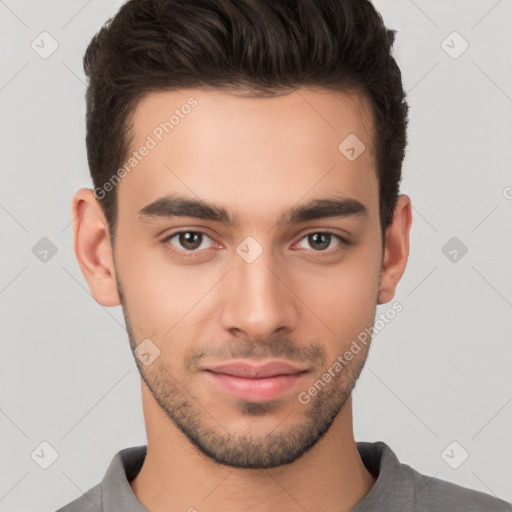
[161,230,349,258]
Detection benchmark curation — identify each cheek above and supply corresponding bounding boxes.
[116,241,219,338]
[294,243,381,339]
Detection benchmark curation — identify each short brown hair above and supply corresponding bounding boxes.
[83,0,409,247]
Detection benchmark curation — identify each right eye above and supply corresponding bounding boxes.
[162,230,216,257]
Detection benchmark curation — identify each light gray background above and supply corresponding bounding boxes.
[1,1,511,510]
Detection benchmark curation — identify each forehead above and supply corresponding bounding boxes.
[117,87,378,227]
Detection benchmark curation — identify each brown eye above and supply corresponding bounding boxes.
[162,231,214,255]
[296,232,345,252]
[177,231,203,250]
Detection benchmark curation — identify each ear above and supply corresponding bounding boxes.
[377,194,412,305]
[71,188,121,307]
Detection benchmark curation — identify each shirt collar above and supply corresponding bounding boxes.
[352,441,415,511]
[101,445,148,512]
[99,441,413,512]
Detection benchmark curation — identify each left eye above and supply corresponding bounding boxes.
[295,232,345,252]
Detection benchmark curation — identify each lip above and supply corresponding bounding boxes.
[205,360,308,378]
[203,360,309,402]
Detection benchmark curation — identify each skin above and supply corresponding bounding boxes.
[72,87,412,512]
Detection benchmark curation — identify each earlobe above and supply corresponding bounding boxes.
[71,188,121,307]
[377,194,412,305]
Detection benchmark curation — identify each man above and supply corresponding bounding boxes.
[57,0,511,510]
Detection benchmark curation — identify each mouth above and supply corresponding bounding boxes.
[202,360,309,402]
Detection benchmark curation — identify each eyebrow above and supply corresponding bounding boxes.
[137,193,368,226]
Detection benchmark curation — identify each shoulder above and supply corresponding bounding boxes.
[54,482,102,512]
[407,463,511,512]
[356,441,511,512]
[53,445,147,512]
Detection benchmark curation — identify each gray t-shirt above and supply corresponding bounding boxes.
[55,441,511,511]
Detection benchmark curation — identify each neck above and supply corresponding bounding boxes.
[130,383,376,512]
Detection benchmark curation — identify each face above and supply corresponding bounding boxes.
[75,87,411,469]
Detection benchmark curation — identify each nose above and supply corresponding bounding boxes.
[219,247,298,342]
